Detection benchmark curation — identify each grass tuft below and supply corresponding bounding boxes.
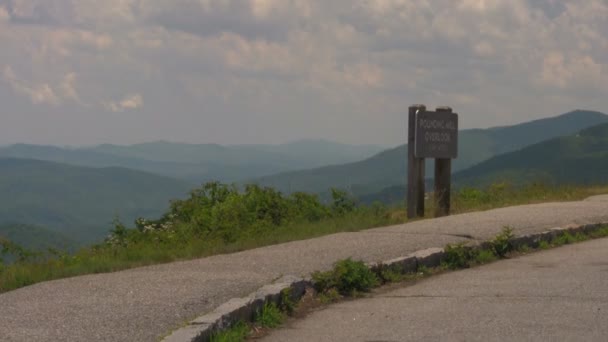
[210,321,249,342]
[475,249,498,264]
[312,259,379,297]
[256,302,285,329]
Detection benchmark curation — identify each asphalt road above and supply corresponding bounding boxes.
[263,237,608,342]
[1,196,608,341]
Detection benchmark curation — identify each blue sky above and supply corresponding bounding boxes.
[1,0,607,146]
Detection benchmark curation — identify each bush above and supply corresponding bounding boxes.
[312,258,379,296]
[330,188,357,216]
[490,227,514,258]
[443,243,478,269]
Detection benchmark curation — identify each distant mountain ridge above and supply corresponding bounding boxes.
[454,122,608,186]
[361,121,608,205]
[0,140,385,183]
[0,158,192,244]
[0,223,76,253]
[253,110,608,195]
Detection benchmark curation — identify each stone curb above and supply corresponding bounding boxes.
[163,275,311,342]
[163,222,607,342]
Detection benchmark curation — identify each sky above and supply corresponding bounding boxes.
[0,0,607,147]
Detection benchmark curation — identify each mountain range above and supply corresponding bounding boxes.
[0,158,192,243]
[0,140,385,183]
[2,109,608,246]
[252,110,608,196]
[361,121,608,205]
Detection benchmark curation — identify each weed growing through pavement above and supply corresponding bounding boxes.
[378,263,408,283]
[475,249,498,264]
[518,244,531,253]
[279,288,296,315]
[255,302,285,329]
[489,227,515,258]
[312,258,379,297]
[442,243,478,269]
[210,321,249,342]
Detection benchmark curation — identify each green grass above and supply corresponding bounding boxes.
[210,321,249,342]
[1,183,607,294]
[256,303,285,329]
[475,249,498,264]
[312,259,379,297]
[379,264,407,283]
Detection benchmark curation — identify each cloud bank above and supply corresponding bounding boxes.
[0,0,606,145]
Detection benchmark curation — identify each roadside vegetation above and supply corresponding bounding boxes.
[207,225,608,342]
[1,181,607,293]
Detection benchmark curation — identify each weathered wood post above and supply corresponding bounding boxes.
[434,106,453,217]
[407,104,426,219]
[408,104,458,219]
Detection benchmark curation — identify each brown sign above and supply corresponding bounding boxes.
[414,111,458,159]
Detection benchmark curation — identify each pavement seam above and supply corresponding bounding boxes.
[161,222,607,342]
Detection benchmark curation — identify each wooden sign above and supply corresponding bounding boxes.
[407,105,459,219]
[415,111,459,159]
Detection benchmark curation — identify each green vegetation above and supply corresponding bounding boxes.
[475,249,498,264]
[378,264,408,283]
[489,227,514,258]
[256,110,608,196]
[442,243,478,269]
[208,301,288,342]
[450,182,608,214]
[256,302,285,329]
[364,168,608,208]
[206,225,608,340]
[455,122,608,187]
[210,321,249,342]
[279,288,297,315]
[0,182,393,293]
[312,259,379,297]
[2,181,607,293]
[443,227,517,270]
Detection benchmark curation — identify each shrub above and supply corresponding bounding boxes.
[490,227,514,258]
[312,258,379,296]
[443,243,478,269]
[330,188,357,216]
[255,302,284,328]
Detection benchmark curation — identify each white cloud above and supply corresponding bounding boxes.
[104,94,144,112]
[539,52,605,90]
[0,0,607,145]
[3,65,61,105]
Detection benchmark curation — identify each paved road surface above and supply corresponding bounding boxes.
[1,197,608,341]
[263,237,608,342]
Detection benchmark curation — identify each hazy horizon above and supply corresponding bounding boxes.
[1,1,607,146]
[1,108,606,148]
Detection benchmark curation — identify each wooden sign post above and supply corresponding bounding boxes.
[407,105,459,219]
[407,105,426,219]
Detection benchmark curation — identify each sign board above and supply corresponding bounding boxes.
[414,111,458,159]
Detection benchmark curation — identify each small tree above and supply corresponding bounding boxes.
[330,188,356,216]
